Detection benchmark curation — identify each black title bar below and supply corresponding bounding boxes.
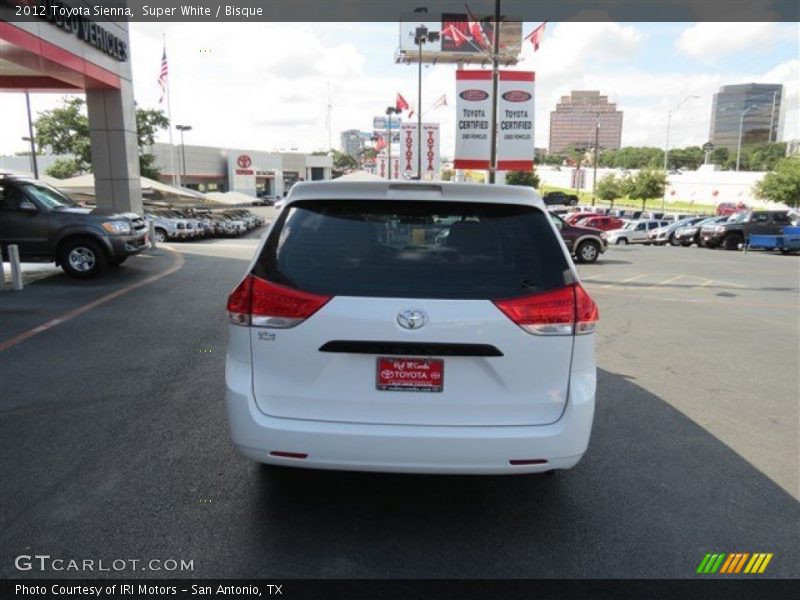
[2,0,799,22]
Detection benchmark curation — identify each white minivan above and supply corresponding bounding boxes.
[225,181,598,474]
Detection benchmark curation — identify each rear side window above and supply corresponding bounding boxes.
[254,200,569,300]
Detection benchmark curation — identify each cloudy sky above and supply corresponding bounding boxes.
[1,21,798,158]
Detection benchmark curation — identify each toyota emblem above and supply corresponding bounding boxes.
[237,154,252,169]
[397,309,427,330]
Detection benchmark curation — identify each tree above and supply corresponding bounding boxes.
[754,158,800,206]
[746,142,787,172]
[35,97,92,171]
[46,158,84,179]
[595,173,621,207]
[35,96,169,179]
[628,169,667,210]
[331,150,358,171]
[709,147,729,167]
[505,170,540,188]
[136,107,169,179]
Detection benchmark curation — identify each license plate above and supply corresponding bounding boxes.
[376,357,444,393]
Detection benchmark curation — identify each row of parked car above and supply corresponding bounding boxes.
[558,205,799,252]
[145,209,265,243]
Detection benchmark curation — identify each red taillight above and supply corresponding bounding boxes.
[226,274,331,328]
[226,274,253,325]
[574,284,599,334]
[493,284,598,336]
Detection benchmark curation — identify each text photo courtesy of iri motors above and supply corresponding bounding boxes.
[0,1,799,598]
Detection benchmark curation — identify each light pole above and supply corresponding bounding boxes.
[176,124,192,186]
[736,105,757,171]
[385,106,400,180]
[662,95,699,210]
[769,90,778,143]
[414,24,439,180]
[23,92,38,179]
[22,137,38,179]
[488,0,501,184]
[591,113,600,206]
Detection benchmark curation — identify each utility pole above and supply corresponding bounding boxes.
[769,90,778,143]
[488,0,501,184]
[385,106,399,180]
[736,105,757,171]
[662,95,698,211]
[591,113,599,206]
[176,124,192,183]
[24,92,38,179]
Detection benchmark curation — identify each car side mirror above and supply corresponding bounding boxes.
[19,200,38,213]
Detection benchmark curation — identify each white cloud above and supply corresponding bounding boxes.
[675,22,795,61]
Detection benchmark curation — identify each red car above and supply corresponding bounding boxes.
[565,212,603,225]
[716,202,748,216]
[576,216,625,231]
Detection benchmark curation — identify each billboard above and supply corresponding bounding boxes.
[400,123,441,179]
[497,71,535,171]
[454,71,492,170]
[454,70,535,172]
[396,13,521,65]
[373,116,402,130]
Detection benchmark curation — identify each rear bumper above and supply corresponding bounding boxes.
[225,359,595,475]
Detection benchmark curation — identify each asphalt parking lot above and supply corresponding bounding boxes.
[1,236,798,578]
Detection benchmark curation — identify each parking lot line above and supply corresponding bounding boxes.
[643,274,685,290]
[591,286,800,311]
[0,249,185,353]
[600,273,648,289]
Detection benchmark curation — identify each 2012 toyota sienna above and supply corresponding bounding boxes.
[225,181,598,474]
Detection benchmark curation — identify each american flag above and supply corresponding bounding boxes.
[157,47,168,103]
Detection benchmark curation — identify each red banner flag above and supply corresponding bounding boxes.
[525,22,547,51]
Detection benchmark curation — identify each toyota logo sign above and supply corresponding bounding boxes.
[237,154,252,169]
[397,309,428,330]
[501,90,532,102]
[459,90,489,101]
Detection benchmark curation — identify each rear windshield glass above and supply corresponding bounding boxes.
[253,200,569,299]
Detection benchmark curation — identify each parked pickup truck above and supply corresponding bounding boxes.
[0,174,149,278]
[701,209,796,250]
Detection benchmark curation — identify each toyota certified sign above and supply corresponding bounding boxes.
[237,154,252,169]
[459,89,489,101]
[502,90,532,102]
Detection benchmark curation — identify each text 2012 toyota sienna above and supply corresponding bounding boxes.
[225,181,597,474]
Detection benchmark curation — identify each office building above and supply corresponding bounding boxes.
[549,91,623,154]
[340,129,365,157]
[709,83,783,150]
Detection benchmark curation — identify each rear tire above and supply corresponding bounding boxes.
[154,228,168,244]
[615,237,629,246]
[724,233,743,251]
[58,238,108,279]
[576,240,600,263]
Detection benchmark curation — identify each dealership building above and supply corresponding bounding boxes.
[1,6,142,212]
[0,9,332,206]
[146,143,332,198]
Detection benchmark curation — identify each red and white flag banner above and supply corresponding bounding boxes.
[497,70,535,171]
[454,70,492,170]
